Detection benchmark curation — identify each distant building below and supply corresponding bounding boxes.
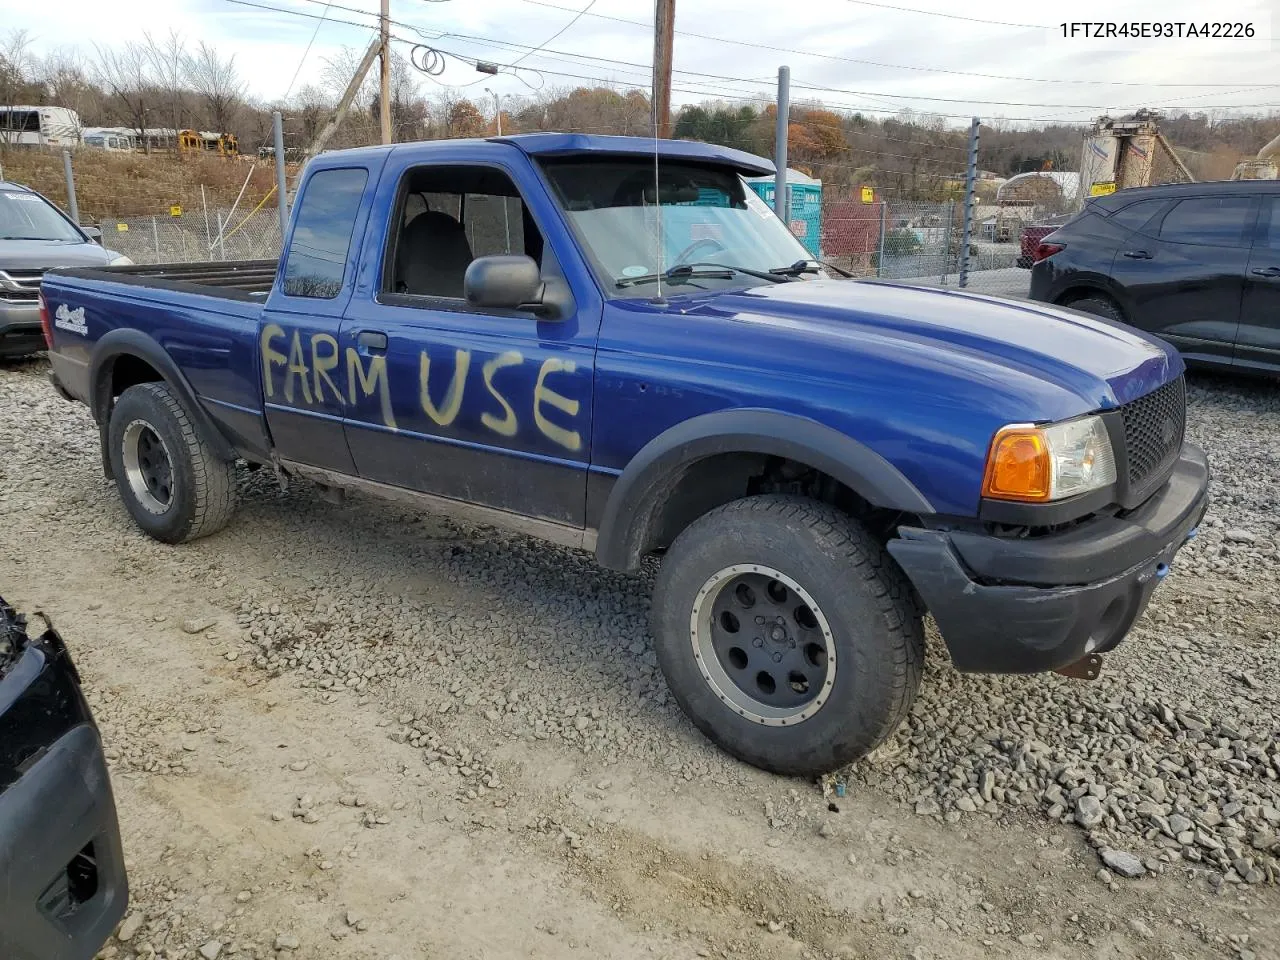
[995,171,1081,206]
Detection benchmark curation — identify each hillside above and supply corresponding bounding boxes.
[0,146,288,221]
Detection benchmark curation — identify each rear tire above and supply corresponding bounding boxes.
[1066,295,1124,323]
[107,382,237,543]
[651,495,924,777]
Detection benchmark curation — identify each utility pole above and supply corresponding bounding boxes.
[379,0,392,145]
[651,0,675,138]
[307,37,383,160]
[272,110,289,241]
[773,65,790,222]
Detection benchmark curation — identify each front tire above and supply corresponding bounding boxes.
[107,382,237,543]
[651,495,923,777]
[1067,295,1124,323]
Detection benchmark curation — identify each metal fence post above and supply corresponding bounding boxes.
[774,66,790,222]
[876,200,887,278]
[940,201,954,284]
[958,116,980,289]
[273,110,289,243]
[216,213,226,261]
[152,217,160,261]
[62,149,80,225]
[201,186,212,257]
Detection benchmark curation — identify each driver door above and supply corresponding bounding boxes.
[340,158,599,527]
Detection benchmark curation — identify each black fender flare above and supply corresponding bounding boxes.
[89,328,237,463]
[594,408,934,571]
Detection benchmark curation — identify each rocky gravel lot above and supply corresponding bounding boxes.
[2,356,1278,960]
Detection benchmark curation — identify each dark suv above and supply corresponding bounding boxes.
[1029,179,1280,374]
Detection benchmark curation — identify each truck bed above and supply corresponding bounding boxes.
[56,259,279,301]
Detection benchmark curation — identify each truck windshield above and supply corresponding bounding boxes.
[539,158,815,297]
[0,190,83,242]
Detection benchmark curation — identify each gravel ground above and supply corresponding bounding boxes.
[1,356,1278,960]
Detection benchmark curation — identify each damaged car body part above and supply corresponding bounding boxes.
[0,597,129,960]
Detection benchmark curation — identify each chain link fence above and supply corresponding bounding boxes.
[99,191,1032,298]
[820,196,1032,300]
[99,206,283,265]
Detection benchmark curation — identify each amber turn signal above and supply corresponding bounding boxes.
[982,426,1051,502]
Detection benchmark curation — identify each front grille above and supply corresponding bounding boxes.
[0,269,43,303]
[1120,375,1186,491]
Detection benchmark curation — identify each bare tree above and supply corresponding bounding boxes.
[144,30,188,139]
[290,84,330,148]
[0,29,35,122]
[93,41,156,150]
[320,45,377,147]
[187,41,244,133]
[38,49,100,127]
[388,51,424,142]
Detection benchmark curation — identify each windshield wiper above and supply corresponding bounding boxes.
[769,258,856,278]
[616,261,790,289]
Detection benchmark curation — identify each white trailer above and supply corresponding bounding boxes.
[0,106,82,147]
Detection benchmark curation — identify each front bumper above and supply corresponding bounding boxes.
[0,613,128,960]
[887,443,1209,674]
[0,302,42,357]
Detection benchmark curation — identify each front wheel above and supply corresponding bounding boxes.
[651,495,924,777]
[107,382,237,543]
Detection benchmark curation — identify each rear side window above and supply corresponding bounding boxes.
[1158,196,1255,248]
[282,168,369,298]
[1108,199,1168,234]
[1258,198,1280,249]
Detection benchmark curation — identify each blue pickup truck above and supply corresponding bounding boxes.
[39,134,1208,776]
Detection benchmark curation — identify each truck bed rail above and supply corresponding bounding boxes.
[48,259,279,301]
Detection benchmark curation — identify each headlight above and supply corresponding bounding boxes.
[109,255,133,266]
[982,415,1116,503]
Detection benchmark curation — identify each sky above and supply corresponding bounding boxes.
[5,0,1278,128]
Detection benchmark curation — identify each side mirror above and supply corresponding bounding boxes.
[464,254,568,319]
[82,225,103,243]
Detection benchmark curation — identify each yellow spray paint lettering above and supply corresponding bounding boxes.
[311,333,342,405]
[532,358,581,451]
[480,350,523,437]
[284,330,314,405]
[346,347,397,430]
[259,323,287,398]
[419,348,471,427]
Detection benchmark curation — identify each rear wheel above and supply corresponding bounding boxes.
[651,495,924,776]
[1066,295,1124,323]
[108,382,237,543]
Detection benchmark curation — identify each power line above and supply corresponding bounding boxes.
[511,0,1277,89]
[839,0,1045,30]
[220,0,1275,125]
[507,0,598,68]
[389,10,1280,113]
[282,0,336,99]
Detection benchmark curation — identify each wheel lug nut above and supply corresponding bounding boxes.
[771,652,782,663]
[754,616,765,624]
[752,637,763,647]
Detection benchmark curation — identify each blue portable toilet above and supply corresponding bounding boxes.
[745,169,823,257]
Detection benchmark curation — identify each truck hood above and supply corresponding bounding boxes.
[0,238,117,270]
[689,278,1178,411]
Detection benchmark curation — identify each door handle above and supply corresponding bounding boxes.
[1122,250,1152,260]
[1250,266,1280,277]
[357,330,388,351]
